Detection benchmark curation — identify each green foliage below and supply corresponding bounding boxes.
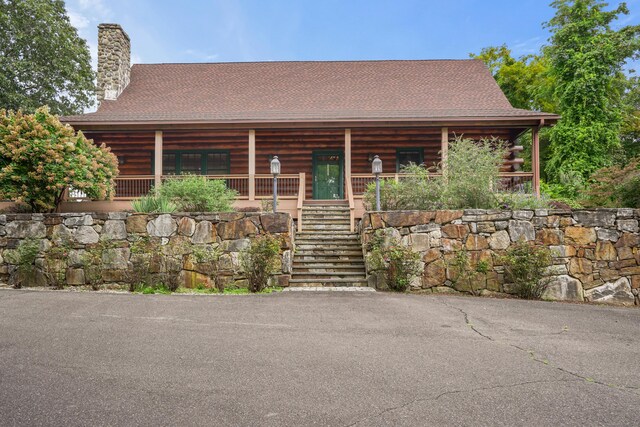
[82,246,105,290]
[132,193,177,213]
[363,137,520,210]
[191,244,223,291]
[4,238,39,288]
[581,158,640,207]
[240,233,281,293]
[0,0,95,115]
[158,176,237,212]
[363,163,444,211]
[496,192,552,210]
[126,237,159,292]
[44,239,71,289]
[448,249,490,296]
[470,45,557,112]
[443,136,508,209]
[0,107,119,212]
[500,241,553,300]
[368,232,422,292]
[544,0,640,181]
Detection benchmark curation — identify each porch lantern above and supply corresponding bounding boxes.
[372,155,382,211]
[270,156,280,213]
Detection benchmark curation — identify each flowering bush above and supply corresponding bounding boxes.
[0,107,118,212]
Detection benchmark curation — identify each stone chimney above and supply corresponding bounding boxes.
[97,23,131,103]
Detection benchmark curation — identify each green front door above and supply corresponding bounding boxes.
[312,151,344,199]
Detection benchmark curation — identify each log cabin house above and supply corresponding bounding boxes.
[62,24,559,231]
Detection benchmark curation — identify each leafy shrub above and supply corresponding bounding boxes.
[363,164,445,211]
[240,234,281,293]
[443,136,507,209]
[363,136,512,210]
[158,176,237,212]
[5,238,39,288]
[82,247,104,290]
[368,233,422,292]
[496,192,551,210]
[126,236,159,292]
[0,107,118,212]
[448,249,490,296]
[192,245,223,291]
[500,241,552,300]
[45,241,71,289]
[132,193,177,213]
[581,158,640,208]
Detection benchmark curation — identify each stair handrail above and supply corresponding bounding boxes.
[346,175,355,233]
[297,172,305,232]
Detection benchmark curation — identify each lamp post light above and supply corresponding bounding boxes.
[372,155,382,211]
[270,156,280,213]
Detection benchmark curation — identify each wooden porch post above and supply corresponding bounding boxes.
[345,128,351,199]
[532,126,541,197]
[248,129,256,200]
[441,127,448,178]
[154,130,163,189]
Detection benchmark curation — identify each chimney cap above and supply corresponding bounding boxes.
[98,23,130,42]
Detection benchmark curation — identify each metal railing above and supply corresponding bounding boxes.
[351,172,534,197]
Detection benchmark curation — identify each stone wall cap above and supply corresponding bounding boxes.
[98,23,130,41]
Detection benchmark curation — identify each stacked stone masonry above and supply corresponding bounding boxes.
[360,209,640,306]
[0,212,294,289]
[97,23,131,102]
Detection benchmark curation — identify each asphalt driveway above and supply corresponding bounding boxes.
[0,289,638,426]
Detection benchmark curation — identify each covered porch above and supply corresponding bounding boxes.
[76,125,542,227]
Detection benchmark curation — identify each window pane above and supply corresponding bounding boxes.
[181,153,202,174]
[162,153,177,175]
[207,152,229,174]
[397,150,423,171]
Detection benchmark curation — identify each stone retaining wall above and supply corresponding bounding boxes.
[0,212,294,289]
[360,209,640,306]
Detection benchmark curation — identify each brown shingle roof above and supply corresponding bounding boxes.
[63,60,558,125]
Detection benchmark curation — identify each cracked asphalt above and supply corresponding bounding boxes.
[0,290,638,426]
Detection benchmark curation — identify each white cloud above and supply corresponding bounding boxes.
[512,36,544,55]
[67,10,90,29]
[77,0,111,18]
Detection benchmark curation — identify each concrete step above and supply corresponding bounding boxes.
[301,225,351,231]
[302,215,350,221]
[302,204,348,209]
[296,232,359,237]
[296,243,361,250]
[293,266,365,274]
[292,270,365,276]
[288,278,369,287]
[293,260,365,266]
[302,219,349,227]
[295,249,363,256]
[295,236,360,242]
[294,256,364,263]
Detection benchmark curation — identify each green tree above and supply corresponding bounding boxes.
[0,0,95,115]
[619,75,640,161]
[471,45,557,112]
[0,107,119,212]
[544,0,640,182]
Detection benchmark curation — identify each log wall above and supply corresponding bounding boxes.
[85,127,525,199]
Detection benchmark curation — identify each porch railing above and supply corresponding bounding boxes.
[351,172,534,197]
[109,174,303,201]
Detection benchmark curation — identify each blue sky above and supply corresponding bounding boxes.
[66,0,639,67]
